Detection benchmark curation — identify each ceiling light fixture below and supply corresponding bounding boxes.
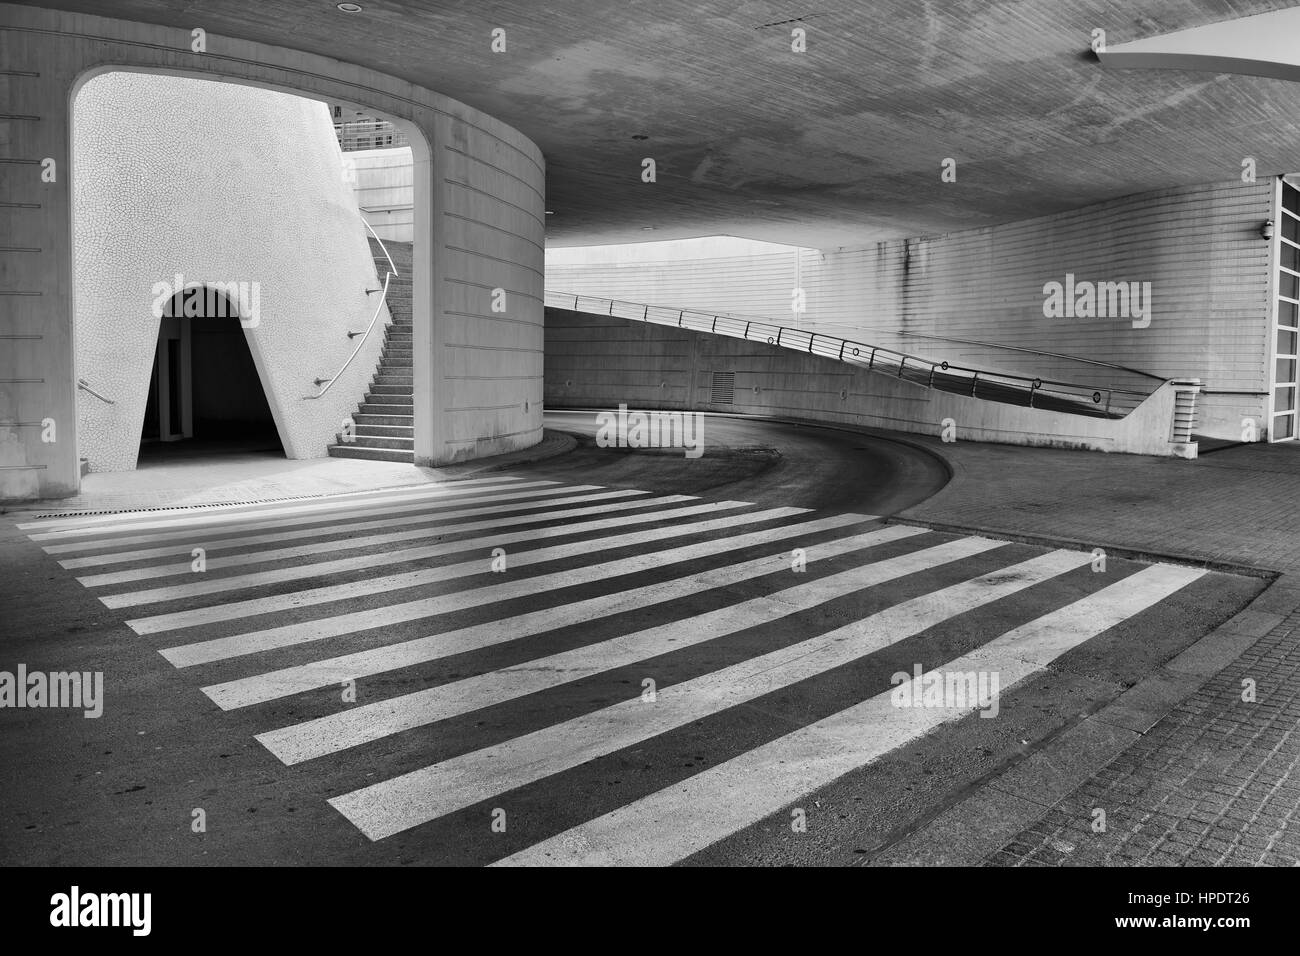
[336,3,363,12]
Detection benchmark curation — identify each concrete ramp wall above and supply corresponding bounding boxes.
[546,309,1195,457]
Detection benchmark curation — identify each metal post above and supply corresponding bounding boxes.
[743,321,751,339]
[837,340,845,362]
[898,355,907,377]
[868,348,876,371]
[927,364,935,388]
[776,328,783,347]
[808,333,815,354]
[970,372,979,397]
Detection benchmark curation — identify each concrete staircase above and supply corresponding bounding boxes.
[328,238,416,463]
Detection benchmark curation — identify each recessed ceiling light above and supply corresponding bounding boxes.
[641,226,655,231]
[545,210,555,215]
[631,134,649,140]
[337,3,363,12]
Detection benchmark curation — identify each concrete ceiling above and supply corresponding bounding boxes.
[15,0,1300,247]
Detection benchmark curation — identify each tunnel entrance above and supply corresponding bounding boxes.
[138,288,284,463]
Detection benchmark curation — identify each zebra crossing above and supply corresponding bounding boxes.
[17,473,1213,864]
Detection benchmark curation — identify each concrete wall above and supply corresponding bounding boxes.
[345,146,413,242]
[548,238,811,326]
[73,71,386,471]
[546,309,1194,458]
[549,181,1274,441]
[0,2,544,500]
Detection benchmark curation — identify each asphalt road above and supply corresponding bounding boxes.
[533,409,949,513]
[0,413,1265,866]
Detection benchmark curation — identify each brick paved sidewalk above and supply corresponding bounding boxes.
[985,604,1300,867]
[875,435,1300,867]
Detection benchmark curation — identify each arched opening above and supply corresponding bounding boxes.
[139,286,284,463]
[68,66,434,481]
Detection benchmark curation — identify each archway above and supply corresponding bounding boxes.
[69,67,434,477]
[139,286,284,463]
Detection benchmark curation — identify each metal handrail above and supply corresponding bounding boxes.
[304,221,401,400]
[833,325,1167,383]
[544,291,1160,419]
[367,221,399,280]
[660,305,1165,384]
[77,378,114,404]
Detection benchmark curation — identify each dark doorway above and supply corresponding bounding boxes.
[139,288,284,462]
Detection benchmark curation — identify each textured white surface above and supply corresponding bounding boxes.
[73,72,387,472]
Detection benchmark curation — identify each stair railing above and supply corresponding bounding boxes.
[305,221,401,400]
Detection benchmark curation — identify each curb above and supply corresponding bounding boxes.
[6,430,578,520]
[882,516,1280,580]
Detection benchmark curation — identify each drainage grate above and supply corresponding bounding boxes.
[710,370,736,405]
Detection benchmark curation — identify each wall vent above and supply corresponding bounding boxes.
[710,371,736,404]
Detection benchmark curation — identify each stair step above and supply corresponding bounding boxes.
[329,444,415,463]
[355,413,413,426]
[359,402,413,415]
[365,395,412,408]
[369,383,412,395]
[354,423,414,438]
[336,434,414,451]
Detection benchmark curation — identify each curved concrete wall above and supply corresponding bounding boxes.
[0,3,544,500]
[73,71,387,471]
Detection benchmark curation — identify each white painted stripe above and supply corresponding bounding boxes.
[78,493,699,587]
[15,474,533,532]
[110,499,759,610]
[328,548,1096,840]
[57,489,650,570]
[53,486,641,564]
[158,512,871,666]
[494,563,1206,866]
[204,525,924,710]
[33,479,566,548]
[259,535,1004,764]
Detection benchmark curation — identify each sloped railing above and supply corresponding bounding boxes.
[305,222,399,400]
[544,292,1164,420]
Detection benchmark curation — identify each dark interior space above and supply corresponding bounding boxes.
[139,292,284,461]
